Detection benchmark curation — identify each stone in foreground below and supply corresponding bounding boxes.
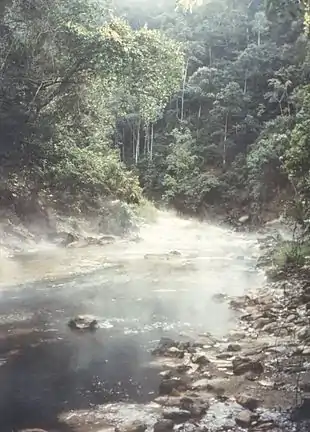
[235,410,253,428]
[67,315,99,331]
[153,419,175,432]
[232,356,264,376]
[115,420,147,432]
[236,394,261,411]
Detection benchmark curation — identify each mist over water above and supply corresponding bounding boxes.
[0,211,265,431]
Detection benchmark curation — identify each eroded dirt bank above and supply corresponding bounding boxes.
[0,211,304,432]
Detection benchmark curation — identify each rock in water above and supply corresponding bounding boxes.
[19,430,48,432]
[239,215,250,224]
[68,315,98,331]
[115,421,147,432]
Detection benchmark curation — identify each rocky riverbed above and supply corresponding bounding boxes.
[0,211,308,432]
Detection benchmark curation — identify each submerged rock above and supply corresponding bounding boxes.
[67,315,99,331]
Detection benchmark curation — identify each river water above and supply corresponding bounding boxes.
[0,211,265,431]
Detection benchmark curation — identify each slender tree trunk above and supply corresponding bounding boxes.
[209,46,212,66]
[223,113,228,169]
[244,73,247,94]
[132,127,135,161]
[122,128,125,161]
[180,59,189,122]
[135,120,141,164]
[198,104,202,119]
[258,30,261,46]
[145,123,150,155]
[279,101,283,116]
[150,122,154,161]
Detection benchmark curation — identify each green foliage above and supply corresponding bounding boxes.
[272,240,310,270]
[3,0,310,225]
[47,146,142,206]
[161,128,222,212]
[0,0,183,212]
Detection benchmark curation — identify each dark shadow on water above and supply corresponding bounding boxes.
[0,293,162,432]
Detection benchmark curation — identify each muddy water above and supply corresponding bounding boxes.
[0,212,264,431]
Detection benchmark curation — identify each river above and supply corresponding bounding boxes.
[0,211,265,432]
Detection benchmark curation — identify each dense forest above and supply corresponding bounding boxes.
[1,0,310,224]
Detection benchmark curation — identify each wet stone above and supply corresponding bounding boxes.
[163,408,192,423]
[192,378,227,396]
[153,337,178,355]
[236,394,261,411]
[180,396,209,417]
[232,356,264,376]
[153,419,174,432]
[227,343,242,352]
[19,430,48,432]
[115,420,147,432]
[235,410,254,428]
[191,353,210,365]
[175,424,198,432]
[159,377,188,395]
[67,315,98,331]
[167,346,185,358]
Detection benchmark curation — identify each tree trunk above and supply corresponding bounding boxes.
[209,46,212,66]
[146,123,150,155]
[223,113,228,169]
[135,120,141,164]
[180,58,189,122]
[150,122,154,161]
[132,127,135,161]
[198,104,202,119]
[244,73,247,94]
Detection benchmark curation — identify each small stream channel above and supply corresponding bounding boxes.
[0,212,265,431]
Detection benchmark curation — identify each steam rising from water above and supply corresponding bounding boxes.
[0,210,264,431]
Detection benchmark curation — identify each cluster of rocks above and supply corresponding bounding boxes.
[127,334,274,432]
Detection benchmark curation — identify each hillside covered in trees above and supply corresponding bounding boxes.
[1,0,310,225]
